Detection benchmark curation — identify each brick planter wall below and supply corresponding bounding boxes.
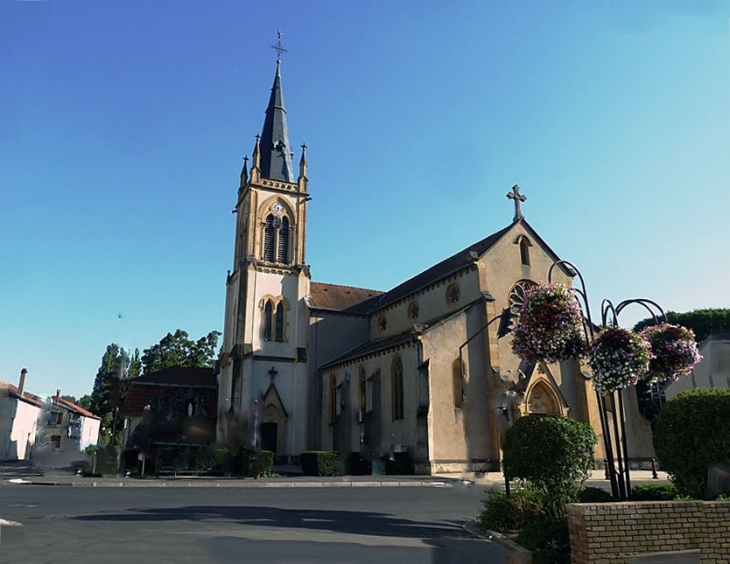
[567,501,730,563]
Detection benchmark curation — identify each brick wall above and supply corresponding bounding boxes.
[567,501,730,563]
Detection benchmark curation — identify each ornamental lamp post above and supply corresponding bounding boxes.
[546,260,670,501]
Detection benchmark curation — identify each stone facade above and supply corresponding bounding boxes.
[567,501,730,563]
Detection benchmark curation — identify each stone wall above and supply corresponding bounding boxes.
[567,501,730,563]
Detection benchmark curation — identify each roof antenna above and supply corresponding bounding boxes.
[271,30,287,63]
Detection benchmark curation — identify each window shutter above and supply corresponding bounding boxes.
[264,215,275,262]
[277,217,290,263]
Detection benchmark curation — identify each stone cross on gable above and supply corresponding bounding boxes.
[507,184,527,222]
[268,366,278,382]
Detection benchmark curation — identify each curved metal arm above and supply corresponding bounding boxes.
[614,298,667,327]
[601,299,619,327]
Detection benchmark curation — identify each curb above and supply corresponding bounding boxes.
[13,478,453,489]
[464,520,533,564]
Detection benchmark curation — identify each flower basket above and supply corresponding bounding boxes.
[640,323,702,383]
[510,282,586,364]
[588,327,652,395]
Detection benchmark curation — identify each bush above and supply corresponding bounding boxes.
[503,415,597,516]
[516,517,570,564]
[300,451,342,476]
[631,483,678,501]
[653,388,730,499]
[576,486,616,503]
[230,449,275,477]
[477,486,544,533]
[195,448,229,475]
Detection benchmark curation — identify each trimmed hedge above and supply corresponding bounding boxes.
[300,451,342,476]
[631,483,678,501]
[654,388,730,499]
[504,415,597,516]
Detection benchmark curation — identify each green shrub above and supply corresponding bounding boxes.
[300,451,342,476]
[631,483,678,501]
[477,486,544,533]
[653,388,730,499]
[257,450,275,477]
[504,415,597,516]
[576,486,616,503]
[195,447,229,475]
[516,517,570,564]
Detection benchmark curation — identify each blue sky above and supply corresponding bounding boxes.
[2,1,728,399]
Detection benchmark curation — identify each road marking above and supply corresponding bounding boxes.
[1,518,23,526]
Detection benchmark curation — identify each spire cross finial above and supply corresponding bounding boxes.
[271,30,287,62]
[506,184,527,221]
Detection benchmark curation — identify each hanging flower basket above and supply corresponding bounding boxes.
[640,323,702,383]
[510,282,587,364]
[588,327,652,395]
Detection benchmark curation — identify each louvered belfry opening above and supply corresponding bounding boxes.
[263,213,291,264]
[263,301,273,340]
[264,215,276,262]
[277,216,290,263]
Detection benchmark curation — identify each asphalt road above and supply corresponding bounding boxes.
[0,484,507,563]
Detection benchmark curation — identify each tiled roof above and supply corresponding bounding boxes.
[1,382,46,408]
[319,330,418,370]
[131,367,217,387]
[366,224,514,312]
[119,367,218,417]
[309,282,384,314]
[57,397,99,419]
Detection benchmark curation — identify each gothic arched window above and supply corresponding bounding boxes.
[261,297,287,342]
[274,302,284,341]
[263,301,273,341]
[358,365,367,414]
[262,206,292,265]
[277,216,290,263]
[392,355,404,421]
[519,236,531,266]
[263,215,276,262]
[328,374,337,424]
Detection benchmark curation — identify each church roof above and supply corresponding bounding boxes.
[258,60,295,182]
[367,223,514,312]
[319,329,418,370]
[367,218,571,313]
[127,367,217,388]
[309,282,384,314]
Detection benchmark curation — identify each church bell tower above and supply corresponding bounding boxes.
[218,50,310,459]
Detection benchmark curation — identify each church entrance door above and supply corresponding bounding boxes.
[261,422,278,454]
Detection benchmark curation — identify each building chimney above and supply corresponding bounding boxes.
[55,389,61,404]
[18,368,27,396]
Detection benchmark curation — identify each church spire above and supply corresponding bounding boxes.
[258,59,295,182]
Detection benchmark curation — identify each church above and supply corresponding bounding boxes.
[216,56,654,474]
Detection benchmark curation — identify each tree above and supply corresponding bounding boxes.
[653,388,730,499]
[503,415,597,517]
[141,329,221,374]
[88,344,140,445]
[634,308,730,344]
[633,308,730,423]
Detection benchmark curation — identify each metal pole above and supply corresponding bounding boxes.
[597,392,619,499]
[609,391,627,500]
[617,390,632,500]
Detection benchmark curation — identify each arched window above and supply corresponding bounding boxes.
[452,359,466,408]
[518,236,531,266]
[277,216,290,263]
[392,355,404,421]
[263,215,276,262]
[262,207,292,265]
[274,302,284,341]
[261,297,287,342]
[263,301,273,341]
